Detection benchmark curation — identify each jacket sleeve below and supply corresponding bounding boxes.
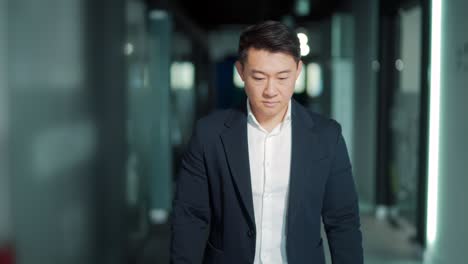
[322,124,363,264]
[170,122,210,263]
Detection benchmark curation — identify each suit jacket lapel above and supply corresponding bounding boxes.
[287,101,318,228]
[220,108,256,228]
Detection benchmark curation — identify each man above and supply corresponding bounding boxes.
[171,20,363,264]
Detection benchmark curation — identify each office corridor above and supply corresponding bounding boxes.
[2,0,468,263]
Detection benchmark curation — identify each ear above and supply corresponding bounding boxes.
[295,60,303,80]
[235,61,245,81]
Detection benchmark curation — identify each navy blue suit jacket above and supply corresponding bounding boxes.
[171,100,363,263]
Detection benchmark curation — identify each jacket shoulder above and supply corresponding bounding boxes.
[196,109,232,129]
[296,103,341,133]
[191,108,240,139]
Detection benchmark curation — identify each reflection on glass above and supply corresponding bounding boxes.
[171,62,195,90]
[307,63,323,97]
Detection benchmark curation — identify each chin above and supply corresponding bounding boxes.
[261,108,281,118]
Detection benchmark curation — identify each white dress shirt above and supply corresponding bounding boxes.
[247,99,292,264]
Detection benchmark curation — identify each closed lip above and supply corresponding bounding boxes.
[262,101,279,105]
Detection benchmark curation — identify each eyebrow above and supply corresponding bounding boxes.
[251,69,292,75]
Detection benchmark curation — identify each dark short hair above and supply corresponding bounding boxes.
[238,20,301,64]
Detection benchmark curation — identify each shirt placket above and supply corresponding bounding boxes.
[261,132,274,263]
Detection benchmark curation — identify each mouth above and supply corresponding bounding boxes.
[262,101,279,108]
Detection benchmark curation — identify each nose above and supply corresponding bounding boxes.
[263,79,277,98]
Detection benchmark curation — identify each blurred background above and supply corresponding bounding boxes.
[0,0,467,263]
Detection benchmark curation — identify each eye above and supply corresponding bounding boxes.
[278,77,289,80]
[253,77,265,81]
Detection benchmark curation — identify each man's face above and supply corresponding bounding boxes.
[236,48,302,122]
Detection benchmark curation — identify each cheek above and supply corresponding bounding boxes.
[245,82,264,94]
[244,84,259,99]
[279,83,296,96]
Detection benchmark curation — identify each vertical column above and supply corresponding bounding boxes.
[0,0,11,247]
[331,13,354,167]
[148,10,173,223]
[352,0,380,211]
[88,0,127,263]
[7,2,94,263]
[425,0,468,262]
[374,4,398,218]
[6,0,127,263]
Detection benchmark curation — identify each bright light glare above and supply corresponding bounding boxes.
[170,62,195,90]
[294,65,306,93]
[297,33,308,44]
[300,44,310,56]
[124,43,134,56]
[427,0,442,247]
[307,63,323,97]
[149,10,168,20]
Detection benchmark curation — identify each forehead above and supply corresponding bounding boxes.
[244,48,297,73]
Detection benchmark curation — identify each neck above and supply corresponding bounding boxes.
[253,105,288,133]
